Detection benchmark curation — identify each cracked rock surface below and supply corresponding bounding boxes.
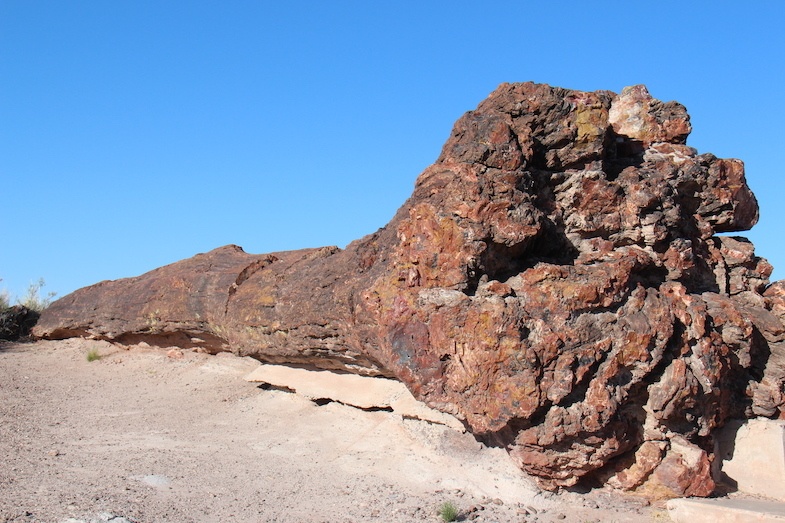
[33,82,785,496]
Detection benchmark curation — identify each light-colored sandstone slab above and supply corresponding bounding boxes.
[715,418,785,501]
[245,364,465,431]
[667,498,785,522]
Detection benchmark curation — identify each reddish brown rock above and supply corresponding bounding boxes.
[636,437,716,499]
[33,82,785,496]
[0,305,39,340]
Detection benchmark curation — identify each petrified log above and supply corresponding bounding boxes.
[34,83,785,497]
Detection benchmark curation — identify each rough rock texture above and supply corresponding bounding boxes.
[34,83,785,497]
[0,305,40,340]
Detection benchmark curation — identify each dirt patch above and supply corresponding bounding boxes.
[0,339,664,522]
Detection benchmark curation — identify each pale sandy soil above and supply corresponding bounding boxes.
[0,339,666,523]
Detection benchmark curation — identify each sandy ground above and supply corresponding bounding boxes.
[0,339,666,523]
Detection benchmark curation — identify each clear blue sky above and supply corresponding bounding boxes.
[1,1,783,301]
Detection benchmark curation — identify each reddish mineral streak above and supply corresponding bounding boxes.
[33,83,785,497]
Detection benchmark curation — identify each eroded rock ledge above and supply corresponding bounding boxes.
[34,82,785,497]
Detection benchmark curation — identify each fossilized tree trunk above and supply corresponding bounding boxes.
[34,83,785,497]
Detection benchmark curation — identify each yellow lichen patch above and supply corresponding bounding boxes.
[255,291,276,307]
[143,309,162,332]
[575,99,608,137]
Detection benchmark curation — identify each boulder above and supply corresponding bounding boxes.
[715,418,785,500]
[33,82,785,496]
[0,305,40,340]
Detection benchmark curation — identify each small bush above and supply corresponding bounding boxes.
[86,349,102,362]
[19,278,56,312]
[0,278,9,309]
[438,501,459,522]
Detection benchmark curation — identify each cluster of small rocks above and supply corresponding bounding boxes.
[0,305,38,340]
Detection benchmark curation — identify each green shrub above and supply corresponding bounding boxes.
[438,501,459,522]
[0,278,9,309]
[18,278,56,312]
[86,348,102,362]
